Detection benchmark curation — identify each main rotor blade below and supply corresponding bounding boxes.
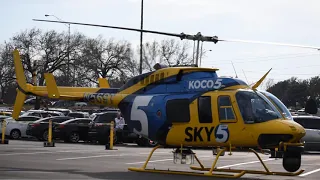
[32,19,320,50]
[32,19,182,38]
[219,39,320,50]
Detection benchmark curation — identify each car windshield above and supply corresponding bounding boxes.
[93,113,117,123]
[260,91,293,120]
[236,90,282,123]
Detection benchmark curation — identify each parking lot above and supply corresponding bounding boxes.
[0,140,319,179]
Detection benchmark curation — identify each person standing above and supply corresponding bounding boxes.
[115,112,125,143]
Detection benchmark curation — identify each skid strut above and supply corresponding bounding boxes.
[128,145,245,178]
[128,146,304,178]
[191,148,304,176]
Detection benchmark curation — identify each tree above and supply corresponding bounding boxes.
[80,36,133,87]
[140,39,193,73]
[0,42,16,103]
[267,76,320,109]
[262,78,275,90]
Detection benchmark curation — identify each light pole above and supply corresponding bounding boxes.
[139,0,144,74]
[45,14,71,85]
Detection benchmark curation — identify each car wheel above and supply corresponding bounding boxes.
[69,132,80,143]
[10,129,21,139]
[42,130,48,141]
[147,139,158,147]
[109,133,117,144]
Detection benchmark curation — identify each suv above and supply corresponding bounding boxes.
[88,111,118,144]
[292,115,320,151]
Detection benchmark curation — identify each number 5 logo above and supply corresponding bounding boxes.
[215,124,229,143]
[131,96,153,137]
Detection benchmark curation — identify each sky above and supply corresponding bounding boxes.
[1,0,319,89]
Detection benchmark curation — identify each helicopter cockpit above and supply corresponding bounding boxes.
[259,90,293,120]
[236,90,283,124]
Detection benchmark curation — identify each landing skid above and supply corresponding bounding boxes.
[128,145,304,178]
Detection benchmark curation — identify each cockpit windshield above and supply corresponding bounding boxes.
[260,91,293,120]
[236,90,282,123]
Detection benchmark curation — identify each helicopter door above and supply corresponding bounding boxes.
[197,96,213,124]
[217,95,237,123]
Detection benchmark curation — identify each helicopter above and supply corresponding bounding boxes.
[10,19,319,178]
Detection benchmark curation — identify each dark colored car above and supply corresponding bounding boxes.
[87,111,118,144]
[87,111,155,146]
[53,118,92,143]
[26,116,74,141]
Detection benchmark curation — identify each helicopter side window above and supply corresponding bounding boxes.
[160,73,165,83]
[166,99,190,123]
[218,96,236,122]
[150,75,155,83]
[198,96,212,123]
[155,74,159,81]
[236,91,281,124]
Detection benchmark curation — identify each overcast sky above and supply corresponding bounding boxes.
[1,0,319,88]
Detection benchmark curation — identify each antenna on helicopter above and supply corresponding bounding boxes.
[231,61,238,78]
[242,69,249,84]
[32,19,320,68]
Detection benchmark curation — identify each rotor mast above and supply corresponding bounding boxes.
[178,32,218,67]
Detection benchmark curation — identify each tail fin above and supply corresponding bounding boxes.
[251,68,272,90]
[12,49,29,119]
[44,73,60,98]
[98,78,110,88]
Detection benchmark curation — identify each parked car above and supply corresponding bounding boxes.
[87,111,156,146]
[0,115,12,135]
[53,118,92,143]
[26,116,74,141]
[67,112,90,118]
[45,108,72,116]
[23,110,65,118]
[3,116,41,139]
[292,115,320,151]
[88,111,118,144]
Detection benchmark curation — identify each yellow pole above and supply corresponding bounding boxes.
[48,120,52,143]
[109,121,114,150]
[1,120,6,144]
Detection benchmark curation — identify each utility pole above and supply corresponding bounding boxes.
[139,0,144,74]
[32,61,40,109]
[45,14,71,85]
[67,23,71,86]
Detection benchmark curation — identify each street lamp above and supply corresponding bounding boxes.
[45,14,71,85]
[139,0,144,75]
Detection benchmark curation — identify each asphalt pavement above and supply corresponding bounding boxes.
[0,140,320,179]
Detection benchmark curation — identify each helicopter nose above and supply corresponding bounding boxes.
[280,120,306,141]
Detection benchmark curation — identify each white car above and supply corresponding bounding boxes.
[3,116,41,139]
[23,110,65,117]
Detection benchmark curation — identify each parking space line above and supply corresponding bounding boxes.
[217,159,275,169]
[125,155,211,165]
[0,149,105,156]
[56,154,124,161]
[126,158,173,164]
[0,152,58,156]
[139,152,169,155]
[299,168,320,177]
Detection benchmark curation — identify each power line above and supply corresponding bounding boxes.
[244,71,319,76]
[207,53,318,65]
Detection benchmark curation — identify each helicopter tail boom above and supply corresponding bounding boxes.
[11,49,120,119]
